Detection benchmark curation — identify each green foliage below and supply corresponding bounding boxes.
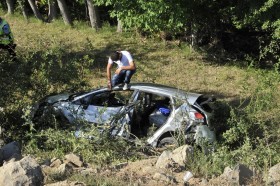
[185,67,280,178]
[185,145,224,177]
[231,0,280,64]
[0,14,279,184]
[214,68,280,173]
[23,121,144,165]
[3,0,280,64]
[94,0,280,64]
[94,0,187,34]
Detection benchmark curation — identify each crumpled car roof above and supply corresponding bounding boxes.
[115,83,202,105]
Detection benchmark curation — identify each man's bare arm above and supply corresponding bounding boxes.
[107,63,113,89]
[107,63,113,80]
[115,61,136,74]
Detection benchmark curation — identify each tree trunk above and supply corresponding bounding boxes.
[56,0,73,26]
[86,0,101,30]
[27,0,44,21]
[117,19,122,32]
[48,0,58,22]
[6,0,15,14]
[19,0,29,21]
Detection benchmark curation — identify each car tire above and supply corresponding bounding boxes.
[157,136,178,148]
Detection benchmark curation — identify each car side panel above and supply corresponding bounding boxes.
[83,105,122,124]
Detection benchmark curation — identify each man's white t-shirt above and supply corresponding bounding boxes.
[108,51,133,68]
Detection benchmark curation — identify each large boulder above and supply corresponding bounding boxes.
[220,164,253,185]
[0,141,21,164]
[267,163,280,185]
[171,145,193,166]
[0,155,44,186]
[155,145,193,170]
[155,150,172,169]
[42,162,74,180]
[64,153,83,167]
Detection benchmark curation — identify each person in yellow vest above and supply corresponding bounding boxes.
[0,17,16,60]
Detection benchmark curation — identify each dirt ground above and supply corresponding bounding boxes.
[100,157,203,186]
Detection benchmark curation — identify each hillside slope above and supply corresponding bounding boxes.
[0,14,279,186]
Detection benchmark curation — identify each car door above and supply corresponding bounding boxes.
[75,90,135,124]
[80,91,122,124]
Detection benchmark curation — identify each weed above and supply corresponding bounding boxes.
[0,14,279,185]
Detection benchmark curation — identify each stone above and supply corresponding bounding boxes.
[64,153,83,167]
[155,145,193,171]
[1,141,21,162]
[54,163,74,176]
[153,172,176,183]
[3,153,22,164]
[267,163,280,185]
[155,150,172,169]
[50,158,62,167]
[0,155,44,186]
[220,164,253,185]
[171,145,193,166]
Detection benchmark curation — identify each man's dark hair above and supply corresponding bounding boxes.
[110,51,120,61]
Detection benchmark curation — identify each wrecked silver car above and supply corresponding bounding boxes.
[32,83,216,147]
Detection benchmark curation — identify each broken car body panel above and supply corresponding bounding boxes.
[33,83,216,147]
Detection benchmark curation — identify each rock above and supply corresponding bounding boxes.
[155,145,193,171]
[50,158,62,167]
[155,150,172,169]
[153,172,176,183]
[3,153,22,165]
[80,167,99,176]
[267,163,280,185]
[64,153,83,167]
[41,165,53,175]
[234,164,253,185]
[220,164,253,185]
[171,145,193,166]
[43,162,74,181]
[1,141,21,162]
[41,158,51,166]
[55,163,74,176]
[0,155,44,186]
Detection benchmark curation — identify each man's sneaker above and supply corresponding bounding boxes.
[123,83,128,90]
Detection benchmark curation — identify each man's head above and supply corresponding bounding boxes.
[110,51,121,61]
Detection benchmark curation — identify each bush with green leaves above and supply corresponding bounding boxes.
[23,118,146,166]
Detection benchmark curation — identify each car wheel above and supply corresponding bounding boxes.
[157,136,178,148]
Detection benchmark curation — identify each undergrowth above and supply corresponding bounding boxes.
[0,13,279,185]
